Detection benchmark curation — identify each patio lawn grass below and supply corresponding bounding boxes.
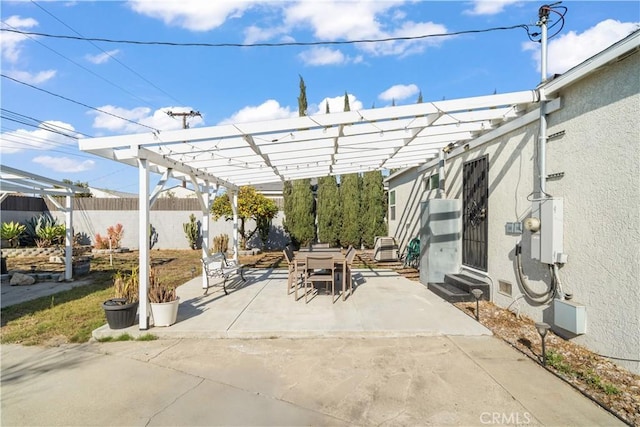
[1,249,205,346]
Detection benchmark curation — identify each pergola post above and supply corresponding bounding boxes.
[231,190,239,262]
[64,195,73,281]
[201,181,210,290]
[138,158,150,330]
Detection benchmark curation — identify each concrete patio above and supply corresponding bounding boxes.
[3,268,622,426]
[92,268,491,339]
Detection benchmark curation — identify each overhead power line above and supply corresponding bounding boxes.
[1,24,533,48]
[1,73,160,133]
[30,0,186,106]
[1,20,162,110]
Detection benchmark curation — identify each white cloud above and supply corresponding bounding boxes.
[298,47,347,66]
[85,49,120,65]
[283,1,447,57]
[127,0,261,31]
[464,0,521,16]
[32,156,96,173]
[90,106,203,133]
[0,121,79,155]
[4,69,57,85]
[1,15,38,63]
[523,19,640,75]
[218,100,296,124]
[378,84,419,102]
[128,1,448,59]
[312,94,364,114]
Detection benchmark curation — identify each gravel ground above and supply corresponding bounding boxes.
[454,301,640,426]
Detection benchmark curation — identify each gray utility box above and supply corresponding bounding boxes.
[373,237,398,262]
[420,199,462,285]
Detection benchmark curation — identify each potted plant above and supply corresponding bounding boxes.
[148,268,179,327]
[102,267,139,329]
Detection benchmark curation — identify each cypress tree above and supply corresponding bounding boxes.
[417,91,423,103]
[283,180,294,242]
[291,179,315,246]
[283,75,315,247]
[317,175,341,246]
[340,173,361,248]
[361,170,387,248]
[298,75,307,117]
[343,91,351,112]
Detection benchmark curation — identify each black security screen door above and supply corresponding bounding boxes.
[462,156,489,271]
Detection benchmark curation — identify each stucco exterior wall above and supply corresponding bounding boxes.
[387,51,640,373]
[387,168,428,254]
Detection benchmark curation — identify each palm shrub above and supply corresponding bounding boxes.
[1,221,26,247]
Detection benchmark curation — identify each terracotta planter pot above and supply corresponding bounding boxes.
[150,297,180,327]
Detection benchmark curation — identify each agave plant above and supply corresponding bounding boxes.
[1,221,26,247]
[23,214,59,246]
[35,223,66,248]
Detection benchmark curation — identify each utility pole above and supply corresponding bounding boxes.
[167,110,201,187]
[166,110,201,129]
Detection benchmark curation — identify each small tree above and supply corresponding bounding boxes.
[211,186,278,249]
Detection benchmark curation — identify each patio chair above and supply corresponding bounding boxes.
[202,252,245,295]
[302,255,336,303]
[283,246,304,296]
[335,246,357,300]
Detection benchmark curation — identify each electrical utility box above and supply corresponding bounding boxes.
[554,299,587,334]
[420,199,462,285]
[529,198,567,265]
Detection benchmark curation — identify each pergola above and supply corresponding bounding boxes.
[78,89,541,329]
[0,165,90,281]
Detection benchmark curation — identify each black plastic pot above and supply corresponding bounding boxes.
[102,298,138,329]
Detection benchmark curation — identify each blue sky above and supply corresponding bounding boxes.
[1,1,638,193]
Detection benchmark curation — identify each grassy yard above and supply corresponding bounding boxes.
[1,249,210,345]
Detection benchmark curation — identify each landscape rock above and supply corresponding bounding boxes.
[10,272,36,286]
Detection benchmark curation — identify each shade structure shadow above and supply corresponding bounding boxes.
[92,268,492,340]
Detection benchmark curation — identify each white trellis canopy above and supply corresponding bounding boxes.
[0,165,90,281]
[79,90,538,189]
[77,89,539,330]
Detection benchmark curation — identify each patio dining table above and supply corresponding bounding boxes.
[294,251,347,301]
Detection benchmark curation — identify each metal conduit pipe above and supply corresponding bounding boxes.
[515,244,557,304]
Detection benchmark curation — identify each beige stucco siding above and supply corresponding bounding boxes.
[387,50,639,373]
